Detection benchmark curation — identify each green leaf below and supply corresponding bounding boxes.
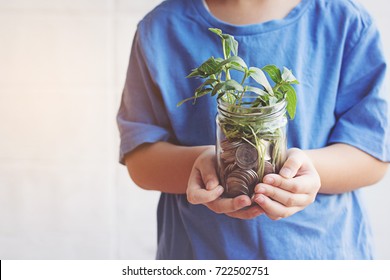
[221,34,238,57]
[186,68,202,78]
[218,56,248,70]
[279,84,297,119]
[208,28,222,37]
[211,80,244,97]
[281,67,299,84]
[195,87,212,99]
[230,63,247,73]
[197,57,221,76]
[176,88,212,107]
[245,86,268,96]
[186,57,221,79]
[225,79,244,91]
[268,96,279,105]
[195,78,218,92]
[223,39,231,59]
[211,82,225,97]
[262,65,282,84]
[225,35,238,56]
[248,67,274,95]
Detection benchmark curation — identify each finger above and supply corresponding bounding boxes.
[253,194,301,220]
[199,155,219,190]
[187,185,224,204]
[206,195,252,214]
[187,170,224,204]
[225,205,264,220]
[261,174,314,194]
[254,183,310,207]
[279,150,303,179]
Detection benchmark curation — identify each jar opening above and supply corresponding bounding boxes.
[217,95,287,119]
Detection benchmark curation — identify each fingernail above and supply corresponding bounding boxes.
[258,186,266,193]
[280,167,292,178]
[263,176,274,185]
[216,186,224,195]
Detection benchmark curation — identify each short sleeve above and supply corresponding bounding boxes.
[117,32,173,164]
[328,20,390,161]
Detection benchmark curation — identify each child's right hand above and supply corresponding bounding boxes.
[186,146,264,220]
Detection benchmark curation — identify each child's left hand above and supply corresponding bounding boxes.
[253,148,321,220]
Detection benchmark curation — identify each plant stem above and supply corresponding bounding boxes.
[222,39,227,60]
[237,86,247,106]
[226,68,231,80]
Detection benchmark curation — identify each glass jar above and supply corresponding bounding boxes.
[216,97,288,198]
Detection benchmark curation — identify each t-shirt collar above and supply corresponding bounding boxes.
[192,0,312,36]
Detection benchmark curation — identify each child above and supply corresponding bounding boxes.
[117,0,389,259]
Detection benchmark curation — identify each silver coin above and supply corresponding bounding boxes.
[226,187,249,198]
[220,139,242,164]
[220,149,236,164]
[233,169,251,185]
[224,163,237,176]
[220,139,242,151]
[235,143,258,170]
[220,163,235,186]
[226,176,249,197]
[263,161,275,176]
[245,169,259,185]
[224,168,260,197]
[242,169,259,193]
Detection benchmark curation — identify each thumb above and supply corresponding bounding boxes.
[199,155,220,190]
[279,148,303,179]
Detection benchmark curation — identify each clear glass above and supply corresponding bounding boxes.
[216,97,288,198]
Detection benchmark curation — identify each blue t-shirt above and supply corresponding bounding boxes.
[117,0,389,259]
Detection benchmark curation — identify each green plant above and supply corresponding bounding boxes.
[178,28,300,196]
[178,28,299,119]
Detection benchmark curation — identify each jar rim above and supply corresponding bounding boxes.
[217,95,286,107]
[217,96,287,118]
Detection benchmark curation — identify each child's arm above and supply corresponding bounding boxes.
[124,142,210,194]
[306,143,388,193]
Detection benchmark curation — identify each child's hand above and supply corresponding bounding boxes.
[253,148,321,220]
[186,146,264,219]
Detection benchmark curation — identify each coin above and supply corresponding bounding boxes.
[220,149,236,164]
[224,168,259,197]
[219,139,263,197]
[220,139,242,164]
[263,161,275,176]
[245,169,259,185]
[226,176,249,197]
[224,163,237,175]
[220,139,242,151]
[235,143,258,170]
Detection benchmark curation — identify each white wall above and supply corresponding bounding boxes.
[0,0,389,260]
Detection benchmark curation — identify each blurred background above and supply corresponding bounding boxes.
[0,0,389,259]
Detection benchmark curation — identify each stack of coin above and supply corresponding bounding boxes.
[263,161,275,176]
[220,140,242,164]
[225,168,259,197]
[219,138,278,197]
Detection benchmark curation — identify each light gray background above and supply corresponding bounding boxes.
[0,0,389,259]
